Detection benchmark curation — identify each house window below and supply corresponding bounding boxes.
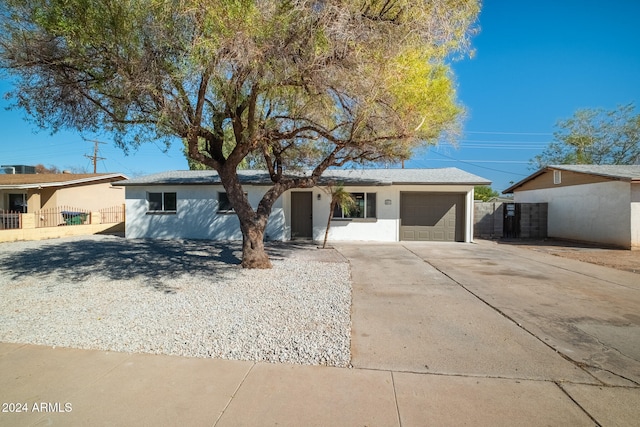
[217,192,247,213]
[147,192,177,212]
[218,192,233,212]
[553,170,562,185]
[8,193,27,213]
[333,193,376,219]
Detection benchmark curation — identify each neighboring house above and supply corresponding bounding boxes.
[0,173,128,215]
[119,168,491,243]
[503,165,640,249]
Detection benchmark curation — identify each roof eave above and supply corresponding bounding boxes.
[502,167,547,194]
[0,173,128,190]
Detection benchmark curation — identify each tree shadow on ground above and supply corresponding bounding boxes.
[265,241,318,259]
[0,237,244,292]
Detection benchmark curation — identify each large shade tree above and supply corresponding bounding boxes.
[532,104,640,169]
[0,0,480,268]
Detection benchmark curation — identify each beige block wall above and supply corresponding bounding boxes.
[1,182,125,212]
[42,182,125,211]
[0,212,124,243]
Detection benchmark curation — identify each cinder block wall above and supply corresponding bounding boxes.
[474,202,547,239]
[519,203,548,238]
[474,202,504,238]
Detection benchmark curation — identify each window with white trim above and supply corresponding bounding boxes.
[333,192,376,219]
[147,192,177,212]
[553,170,562,184]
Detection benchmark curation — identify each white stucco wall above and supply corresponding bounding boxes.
[126,183,475,243]
[300,184,475,243]
[125,185,285,240]
[514,181,632,248]
[309,185,399,242]
[631,183,640,249]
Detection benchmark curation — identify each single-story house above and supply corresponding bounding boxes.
[0,173,128,214]
[503,165,640,249]
[118,168,491,243]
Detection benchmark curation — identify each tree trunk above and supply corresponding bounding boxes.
[323,200,336,249]
[241,225,272,269]
[217,166,273,269]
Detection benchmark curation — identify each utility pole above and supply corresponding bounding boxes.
[84,140,106,173]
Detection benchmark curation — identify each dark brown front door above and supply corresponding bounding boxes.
[291,192,313,239]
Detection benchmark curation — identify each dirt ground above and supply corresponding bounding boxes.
[495,239,640,274]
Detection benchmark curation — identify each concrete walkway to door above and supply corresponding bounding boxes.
[337,240,640,425]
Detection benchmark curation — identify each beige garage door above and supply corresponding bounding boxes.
[400,192,464,241]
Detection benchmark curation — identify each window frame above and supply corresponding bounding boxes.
[8,193,28,213]
[217,192,248,214]
[146,191,177,214]
[553,170,562,185]
[332,192,377,220]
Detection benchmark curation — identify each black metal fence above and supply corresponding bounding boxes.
[36,206,91,228]
[99,205,125,224]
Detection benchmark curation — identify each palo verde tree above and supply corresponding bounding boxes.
[532,104,640,169]
[0,0,480,268]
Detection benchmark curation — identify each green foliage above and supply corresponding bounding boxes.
[323,184,356,248]
[474,185,499,202]
[388,48,462,141]
[331,185,357,217]
[0,0,480,266]
[532,104,640,168]
[0,0,479,167]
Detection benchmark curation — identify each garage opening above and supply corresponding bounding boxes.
[400,192,465,241]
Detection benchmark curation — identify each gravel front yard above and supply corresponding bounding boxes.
[0,235,352,367]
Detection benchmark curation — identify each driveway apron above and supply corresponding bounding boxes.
[337,243,594,382]
[408,240,640,387]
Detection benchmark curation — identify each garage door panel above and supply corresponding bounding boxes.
[402,230,416,240]
[400,192,464,242]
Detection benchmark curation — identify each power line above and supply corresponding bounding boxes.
[464,130,553,136]
[427,150,530,176]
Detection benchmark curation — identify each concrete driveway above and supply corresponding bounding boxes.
[337,240,640,425]
[2,239,639,426]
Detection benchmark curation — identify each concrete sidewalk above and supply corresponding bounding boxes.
[0,342,604,426]
[2,241,640,426]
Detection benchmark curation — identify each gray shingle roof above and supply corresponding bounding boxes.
[118,168,491,186]
[502,164,640,194]
[550,164,640,180]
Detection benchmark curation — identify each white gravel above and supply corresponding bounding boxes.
[0,235,352,367]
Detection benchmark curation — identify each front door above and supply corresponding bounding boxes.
[291,192,313,239]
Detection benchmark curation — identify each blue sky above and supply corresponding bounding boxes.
[1,1,639,191]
